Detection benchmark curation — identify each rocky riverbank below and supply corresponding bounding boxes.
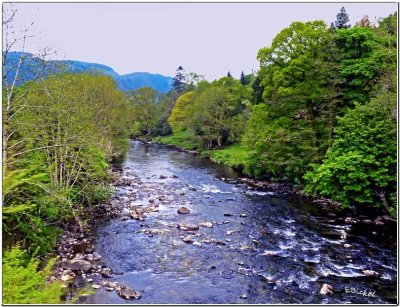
[49,170,143,302]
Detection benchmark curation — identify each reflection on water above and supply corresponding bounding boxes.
[80,141,397,304]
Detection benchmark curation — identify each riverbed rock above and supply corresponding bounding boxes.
[200,222,213,228]
[116,286,142,300]
[91,284,102,289]
[67,259,93,272]
[177,223,199,231]
[192,241,202,247]
[362,270,380,277]
[101,268,113,278]
[344,217,358,224]
[224,212,233,216]
[181,236,194,243]
[177,207,190,214]
[159,175,167,179]
[239,213,247,217]
[319,283,333,295]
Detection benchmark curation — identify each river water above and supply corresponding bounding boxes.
[80,140,397,304]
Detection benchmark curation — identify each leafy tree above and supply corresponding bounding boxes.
[254,21,339,180]
[335,25,397,108]
[127,87,161,136]
[171,66,186,93]
[304,91,396,215]
[168,91,194,133]
[189,77,252,149]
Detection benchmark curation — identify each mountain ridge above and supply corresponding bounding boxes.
[4,52,173,93]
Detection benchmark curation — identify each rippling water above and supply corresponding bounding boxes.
[80,141,397,304]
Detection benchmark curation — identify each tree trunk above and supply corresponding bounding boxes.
[377,189,391,214]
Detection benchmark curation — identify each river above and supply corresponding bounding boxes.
[79,140,397,304]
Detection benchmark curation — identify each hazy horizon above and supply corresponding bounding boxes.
[4,2,398,80]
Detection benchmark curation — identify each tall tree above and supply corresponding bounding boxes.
[240,71,247,85]
[227,71,232,78]
[333,6,350,29]
[171,66,186,93]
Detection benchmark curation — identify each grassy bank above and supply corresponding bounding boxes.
[154,132,251,170]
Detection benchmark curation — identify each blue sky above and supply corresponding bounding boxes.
[5,2,398,80]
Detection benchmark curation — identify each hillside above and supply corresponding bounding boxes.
[4,52,173,93]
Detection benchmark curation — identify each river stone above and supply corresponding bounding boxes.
[181,236,194,243]
[200,222,213,228]
[116,286,142,300]
[177,223,199,231]
[362,270,379,277]
[239,213,247,217]
[192,241,202,247]
[224,212,233,216]
[91,284,102,289]
[67,259,93,272]
[92,252,102,261]
[344,217,358,224]
[177,207,190,214]
[319,283,333,295]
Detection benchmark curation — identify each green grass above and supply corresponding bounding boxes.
[203,144,251,169]
[154,132,251,170]
[154,131,202,151]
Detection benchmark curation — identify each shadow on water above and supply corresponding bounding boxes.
[79,140,397,304]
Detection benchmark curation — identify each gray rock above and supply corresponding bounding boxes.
[67,259,93,272]
[177,223,199,231]
[177,207,190,214]
[116,286,142,300]
[200,222,213,228]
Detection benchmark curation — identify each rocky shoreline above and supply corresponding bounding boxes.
[49,170,143,302]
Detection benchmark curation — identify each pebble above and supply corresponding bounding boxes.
[320,283,333,295]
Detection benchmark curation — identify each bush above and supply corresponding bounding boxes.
[2,246,64,304]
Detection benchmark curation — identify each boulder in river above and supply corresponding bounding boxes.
[362,270,380,277]
[200,222,213,228]
[177,223,199,231]
[181,236,194,243]
[116,286,142,300]
[224,212,233,217]
[319,283,333,295]
[344,217,358,224]
[177,207,190,214]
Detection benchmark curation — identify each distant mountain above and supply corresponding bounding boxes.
[4,52,173,93]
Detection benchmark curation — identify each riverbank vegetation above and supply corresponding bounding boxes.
[135,10,397,217]
[3,9,133,300]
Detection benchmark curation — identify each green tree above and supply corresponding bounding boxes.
[332,6,350,29]
[168,91,194,133]
[171,66,186,93]
[254,21,339,180]
[304,91,396,215]
[128,87,160,136]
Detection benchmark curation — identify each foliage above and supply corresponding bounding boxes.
[168,91,195,133]
[2,246,64,304]
[127,87,161,136]
[187,77,252,149]
[304,92,396,214]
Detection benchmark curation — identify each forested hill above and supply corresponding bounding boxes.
[4,51,173,93]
